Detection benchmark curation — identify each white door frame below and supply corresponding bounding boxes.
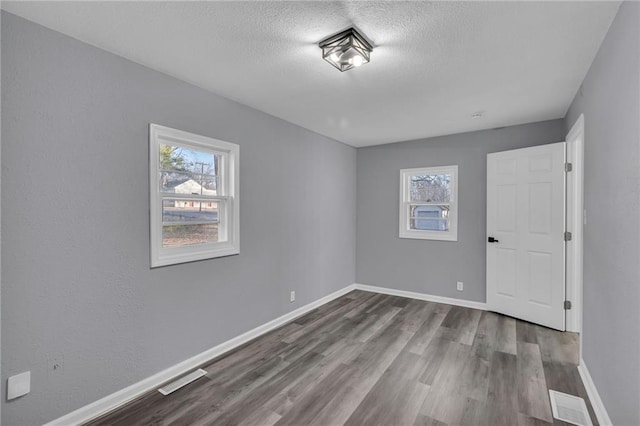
[565,114,585,334]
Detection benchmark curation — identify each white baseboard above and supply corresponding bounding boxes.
[45,284,357,426]
[46,282,486,425]
[47,282,605,426]
[577,358,612,426]
[354,283,488,311]
[358,283,612,424]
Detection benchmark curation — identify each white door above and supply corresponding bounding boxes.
[487,142,566,331]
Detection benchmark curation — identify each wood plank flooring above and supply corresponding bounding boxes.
[88,291,597,426]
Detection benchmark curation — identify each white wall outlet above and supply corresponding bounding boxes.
[456,281,464,291]
[290,291,295,303]
[7,371,31,400]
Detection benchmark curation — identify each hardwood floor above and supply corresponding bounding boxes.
[88,291,597,425]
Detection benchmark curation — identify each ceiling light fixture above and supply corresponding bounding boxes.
[319,27,373,72]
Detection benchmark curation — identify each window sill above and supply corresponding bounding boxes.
[399,230,458,241]
[151,244,240,268]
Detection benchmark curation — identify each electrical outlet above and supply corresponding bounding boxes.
[456,281,464,291]
[290,291,295,303]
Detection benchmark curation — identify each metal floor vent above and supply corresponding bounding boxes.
[158,369,207,396]
[549,390,593,426]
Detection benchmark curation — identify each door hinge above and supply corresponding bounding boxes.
[565,162,573,172]
[564,300,572,310]
[564,231,572,241]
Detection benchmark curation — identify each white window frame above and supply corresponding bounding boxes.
[399,165,458,241]
[149,124,239,267]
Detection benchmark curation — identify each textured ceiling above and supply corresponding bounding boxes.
[2,1,620,147]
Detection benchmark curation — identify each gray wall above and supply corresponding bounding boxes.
[356,120,565,302]
[564,2,640,424]
[0,10,3,425]
[1,12,356,425]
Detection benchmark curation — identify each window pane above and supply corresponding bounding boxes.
[162,224,218,247]
[410,174,451,202]
[159,144,221,195]
[160,171,218,195]
[162,200,218,223]
[410,219,449,231]
[409,205,449,231]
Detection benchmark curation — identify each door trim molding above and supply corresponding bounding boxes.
[565,114,585,334]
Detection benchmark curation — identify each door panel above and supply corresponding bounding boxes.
[487,142,566,330]
[497,185,517,231]
[528,251,553,306]
[496,248,517,297]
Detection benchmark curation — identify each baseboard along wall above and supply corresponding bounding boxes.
[352,283,487,311]
[46,283,610,426]
[45,285,358,426]
[577,359,613,426]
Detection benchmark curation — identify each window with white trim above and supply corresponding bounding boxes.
[150,124,239,267]
[399,165,458,241]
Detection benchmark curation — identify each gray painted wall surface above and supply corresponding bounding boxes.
[0,10,3,425]
[1,13,356,425]
[356,120,565,302]
[565,2,640,424]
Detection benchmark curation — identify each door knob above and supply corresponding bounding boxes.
[488,237,499,243]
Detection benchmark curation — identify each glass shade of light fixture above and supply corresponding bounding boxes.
[319,27,373,72]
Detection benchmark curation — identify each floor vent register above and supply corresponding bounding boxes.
[549,390,593,426]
